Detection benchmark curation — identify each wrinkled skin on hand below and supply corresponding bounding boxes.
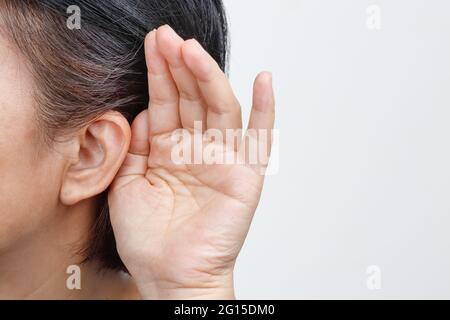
[108,25,275,300]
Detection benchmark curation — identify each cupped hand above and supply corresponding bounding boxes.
[108,25,275,300]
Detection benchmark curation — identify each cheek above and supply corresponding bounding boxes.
[0,36,66,250]
[0,37,67,251]
[0,130,64,251]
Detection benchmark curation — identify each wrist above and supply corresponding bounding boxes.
[137,274,236,300]
[141,287,236,300]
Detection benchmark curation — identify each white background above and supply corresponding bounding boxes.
[224,0,450,299]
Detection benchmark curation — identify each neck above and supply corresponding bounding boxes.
[0,200,139,299]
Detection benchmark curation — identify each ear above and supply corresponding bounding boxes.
[60,111,131,206]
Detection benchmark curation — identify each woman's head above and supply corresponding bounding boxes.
[0,0,228,271]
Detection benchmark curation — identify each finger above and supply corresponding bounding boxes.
[145,29,181,137]
[115,110,149,180]
[181,39,242,134]
[156,25,206,131]
[129,110,150,156]
[243,72,275,173]
[248,72,275,132]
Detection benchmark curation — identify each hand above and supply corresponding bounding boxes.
[108,25,275,300]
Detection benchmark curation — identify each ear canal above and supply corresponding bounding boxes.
[76,126,106,170]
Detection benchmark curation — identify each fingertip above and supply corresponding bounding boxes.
[253,71,275,112]
[131,109,149,134]
[156,24,184,47]
[156,25,184,66]
[180,39,198,59]
[145,29,166,73]
[129,110,150,156]
[181,39,213,81]
[180,39,197,60]
[144,29,156,54]
[255,71,273,88]
[157,24,173,34]
[183,38,201,48]
[145,28,157,40]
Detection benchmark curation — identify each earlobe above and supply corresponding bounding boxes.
[60,112,131,206]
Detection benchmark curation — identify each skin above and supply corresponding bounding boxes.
[0,25,275,300]
[0,28,138,299]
